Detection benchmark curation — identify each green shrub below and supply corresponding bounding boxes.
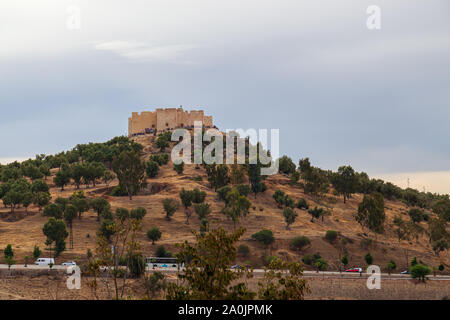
[283,207,298,229]
[290,236,310,251]
[117,256,127,266]
[146,160,159,178]
[192,188,206,204]
[278,156,296,174]
[432,239,448,256]
[147,227,162,245]
[236,184,251,197]
[387,260,396,273]
[155,245,172,258]
[173,162,184,174]
[410,264,431,282]
[99,219,115,240]
[273,189,286,207]
[162,198,179,221]
[194,203,211,220]
[33,245,41,259]
[272,189,295,208]
[365,252,373,265]
[290,171,300,184]
[86,248,93,259]
[259,183,267,193]
[302,255,313,265]
[101,208,113,220]
[341,255,348,266]
[325,230,338,243]
[302,253,321,266]
[284,196,295,208]
[312,253,322,261]
[307,207,324,222]
[315,258,328,271]
[265,255,277,266]
[150,154,169,166]
[296,198,309,210]
[130,207,147,220]
[237,244,250,257]
[408,208,427,223]
[115,207,129,220]
[251,230,275,247]
[217,186,232,202]
[4,244,14,260]
[199,218,209,235]
[111,185,129,197]
[127,253,145,278]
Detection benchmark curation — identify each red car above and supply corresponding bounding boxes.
[345,267,363,273]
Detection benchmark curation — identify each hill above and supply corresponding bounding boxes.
[0,132,448,274]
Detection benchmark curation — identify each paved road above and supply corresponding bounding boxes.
[146,268,450,280]
[0,264,67,270]
[1,265,449,281]
[300,270,450,281]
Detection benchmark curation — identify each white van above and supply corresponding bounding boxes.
[35,258,55,266]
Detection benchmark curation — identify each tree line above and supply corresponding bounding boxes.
[279,155,449,220]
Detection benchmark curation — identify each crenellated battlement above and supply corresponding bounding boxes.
[128,107,213,136]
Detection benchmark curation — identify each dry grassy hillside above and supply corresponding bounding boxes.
[0,134,448,273]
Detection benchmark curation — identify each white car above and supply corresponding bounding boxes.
[62,261,77,266]
[35,258,55,266]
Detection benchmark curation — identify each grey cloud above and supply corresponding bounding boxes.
[0,0,449,178]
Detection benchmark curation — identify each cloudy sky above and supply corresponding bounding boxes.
[1,1,449,193]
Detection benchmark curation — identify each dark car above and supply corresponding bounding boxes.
[401,270,410,274]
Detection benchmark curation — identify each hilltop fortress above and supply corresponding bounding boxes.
[128,107,214,137]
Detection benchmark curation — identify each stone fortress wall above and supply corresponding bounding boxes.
[128,107,213,137]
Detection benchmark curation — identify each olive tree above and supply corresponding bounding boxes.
[112,150,146,200]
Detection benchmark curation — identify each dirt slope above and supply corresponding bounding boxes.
[0,135,448,272]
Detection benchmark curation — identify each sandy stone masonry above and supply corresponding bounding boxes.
[128,107,214,137]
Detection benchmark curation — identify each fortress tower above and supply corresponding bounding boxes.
[128,107,213,137]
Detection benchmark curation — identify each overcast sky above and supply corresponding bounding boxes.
[1,1,449,192]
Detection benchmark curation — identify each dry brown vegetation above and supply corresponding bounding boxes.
[0,134,448,283]
[304,278,450,300]
[0,273,448,300]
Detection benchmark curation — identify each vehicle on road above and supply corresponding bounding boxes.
[345,267,363,273]
[62,261,77,266]
[401,270,410,274]
[35,258,55,266]
[231,265,243,270]
[145,257,183,269]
